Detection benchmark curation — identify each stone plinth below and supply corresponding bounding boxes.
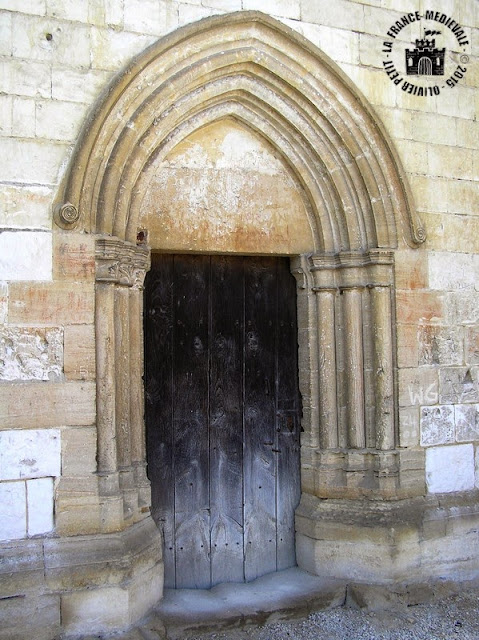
[296,491,479,584]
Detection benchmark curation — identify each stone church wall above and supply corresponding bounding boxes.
[0,0,477,637]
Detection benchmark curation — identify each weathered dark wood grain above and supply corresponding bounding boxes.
[210,255,244,585]
[275,258,301,571]
[144,254,176,587]
[145,254,300,589]
[173,255,211,588]
[243,257,277,582]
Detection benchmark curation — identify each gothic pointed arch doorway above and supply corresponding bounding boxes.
[55,10,425,599]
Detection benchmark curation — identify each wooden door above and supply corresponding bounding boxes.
[144,254,301,589]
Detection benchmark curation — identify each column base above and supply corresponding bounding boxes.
[0,516,163,639]
[296,491,479,584]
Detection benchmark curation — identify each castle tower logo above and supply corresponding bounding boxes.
[405,31,445,76]
[382,10,470,97]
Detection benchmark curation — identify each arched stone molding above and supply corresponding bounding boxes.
[52,15,430,624]
[58,11,425,251]
[53,9,429,529]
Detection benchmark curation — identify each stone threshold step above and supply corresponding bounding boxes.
[143,568,346,640]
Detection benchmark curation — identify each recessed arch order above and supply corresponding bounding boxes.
[60,10,425,253]
[54,12,428,554]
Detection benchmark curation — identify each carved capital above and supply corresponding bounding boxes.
[309,250,395,290]
[95,237,150,288]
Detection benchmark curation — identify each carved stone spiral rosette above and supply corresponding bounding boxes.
[53,202,81,229]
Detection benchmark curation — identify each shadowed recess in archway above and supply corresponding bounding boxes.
[60,11,425,252]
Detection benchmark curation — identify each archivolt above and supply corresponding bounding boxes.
[60,11,425,252]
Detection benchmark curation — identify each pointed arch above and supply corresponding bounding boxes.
[59,11,425,252]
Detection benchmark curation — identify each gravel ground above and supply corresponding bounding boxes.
[184,590,479,640]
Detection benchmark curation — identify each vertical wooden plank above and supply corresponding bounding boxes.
[209,255,244,585]
[243,256,277,582]
[275,259,301,571]
[146,254,302,590]
[173,255,211,588]
[144,254,176,587]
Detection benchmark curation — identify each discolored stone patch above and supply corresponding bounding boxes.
[0,326,63,381]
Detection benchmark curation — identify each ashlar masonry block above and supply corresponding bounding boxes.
[52,66,113,104]
[436,85,475,121]
[300,0,364,32]
[0,282,7,324]
[421,212,479,254]
[411,112,457,146]
[64,324,95,381]
[465,327,479,365]
[91,27,156,71]
[447,179,479,216]
[0,326,63,382]
[420,405,454,446]
[61,426,96,476]
[0,58,51,99]
[439,367,479,404]
[12,96,35,138]
[398,367,439,407]
[12,14,91,68]
[0,11,12,56]
[0,429,61,481]
[429,252,477,292]
[244,0,298,19]
[0,593,60,640]
[457,118,479,149]
[374,105,412,141]
[0,138,69,184]
[47,0,89,22]
[53,233,95,282]
[399,406,419,447]
[396,325,419,368]
[445,291,479,326]
[62,586,130,635]
[0,184,53,230]
[426,444,475,493]
[418,325,463,366]
[103,0,125,26]
[178,3,216,24]
[315,25,359,65]
[394,250,428,291]
[428,144,475,181]
[0,481,26,541]
[0,94,11,135]
[8,281,94,325]
[409,176,449,214]
[36,99,87,142]
[395,139,428,176]
[27,477,54,536]
[455,404,479,442]
[0,231,52,281]
[344,65,396,108]
[359,33,383,69]
[204,0,243,11]
[124,0,180,34]
[0,382,96,429]
[395,291,444,324]
[0,0,46,16]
